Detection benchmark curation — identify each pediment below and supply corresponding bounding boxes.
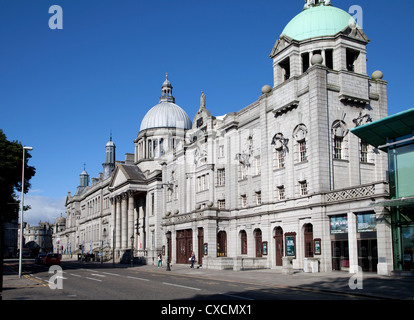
[110,166,128,189]
[342,26,370,43]
[109,163,147,190]
[270,37,292,58]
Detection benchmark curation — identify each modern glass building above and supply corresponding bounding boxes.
[351,108,414,272]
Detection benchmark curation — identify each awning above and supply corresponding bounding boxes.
[372,196,414,207]
[351,108,414,148]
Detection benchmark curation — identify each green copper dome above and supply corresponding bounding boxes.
[282,5,355,41]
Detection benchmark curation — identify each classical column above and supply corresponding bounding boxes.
[128,191,135,248]
[138,200,145,249]
[110,197,116,250]
[115,196,121,250]
[121,193,128,249]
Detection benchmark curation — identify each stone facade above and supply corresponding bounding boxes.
[55,2,393,274]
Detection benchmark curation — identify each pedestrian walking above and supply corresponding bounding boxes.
[158,254,162,268]
[190,252,196,268]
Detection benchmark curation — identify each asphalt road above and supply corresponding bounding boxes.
[3,260,371,301]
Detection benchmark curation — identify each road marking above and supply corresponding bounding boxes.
[68,273,81,277]
[162,282,201,291]
[127,276,150,281]
[86,277,102,282]
[102,272,120,276]
[219,293,254,300]
[91,273,106,278]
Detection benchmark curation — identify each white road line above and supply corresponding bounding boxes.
[69,273,81,277]
[91,273,106,278]
[102,272,120,276]
[86,277,102,282]
[127,276,150,281]
[162,282,201,291]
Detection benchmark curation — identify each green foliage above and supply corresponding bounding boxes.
[0,129,36,223]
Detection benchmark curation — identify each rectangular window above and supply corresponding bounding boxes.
[300,181,308,196]
[360,140,368,162]
[299,140,307,162]
[197,174,209,192]
[217,169,225,186]
[241,195,247,208]
[218,200,226,210]
[275,149,285,169]
[325,49,334,69]
[278,186,286,200]
[302,52,310,73]
[255,157,261,175]
[279,57,290,81]
[256,192,262,205]
[334,137,343,160]
[240,165,247,180]
[346,48,360,72]
[219,145,225,158]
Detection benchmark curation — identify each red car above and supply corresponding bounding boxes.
[43,253,61,266]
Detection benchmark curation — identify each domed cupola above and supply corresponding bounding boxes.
[139,74,192,132]
[281,0,356,41]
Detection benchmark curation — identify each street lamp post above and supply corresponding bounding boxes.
[166,232,171,271]
[130,235,135,267]
[18,146,33,278]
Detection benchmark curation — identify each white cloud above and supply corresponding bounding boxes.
[23,194,66,226]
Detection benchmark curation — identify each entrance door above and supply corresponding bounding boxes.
[176,229,192,264]
[332,241,349,271]
[304,223,314,257]
[275,227,283,266]
[358,239,378,272]
[254,229,262,257]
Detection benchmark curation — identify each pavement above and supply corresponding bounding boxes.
[2,260,413,300]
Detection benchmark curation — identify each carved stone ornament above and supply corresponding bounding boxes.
[271,133,289,154]
[293,124,308,142]
[353,111,372,128]
[332,120,349,138]
[235,135,254,167]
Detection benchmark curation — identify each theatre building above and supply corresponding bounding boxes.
[58,1,394,275]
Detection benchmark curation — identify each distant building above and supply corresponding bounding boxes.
[56,1,395,274]
[352,108,414,273]
[19,221,54,256]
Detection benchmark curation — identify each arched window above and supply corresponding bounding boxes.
[240,230,247,255]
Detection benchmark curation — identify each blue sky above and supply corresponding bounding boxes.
[1,0,413,225]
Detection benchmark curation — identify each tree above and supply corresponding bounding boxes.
[0,129,35,300]
[0,129,36,222]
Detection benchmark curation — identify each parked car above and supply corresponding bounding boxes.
[35,253,47,265]
[43,253,60,266]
